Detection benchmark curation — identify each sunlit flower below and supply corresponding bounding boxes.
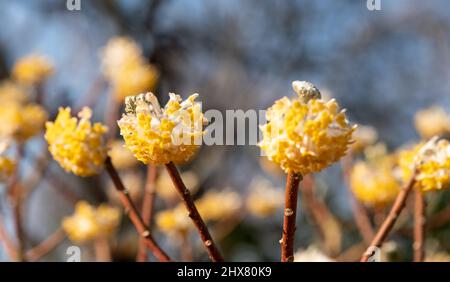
[414,106,450,139]
[45,107,108,177]
[108,140,138,170]
[259,81,355,174]
[351,125,378,153]
[0,101,47,142]
[156,169,199,201]
[246,177,284,217]
[196,190,242,222]
[101,37,158,101]
[118,92,205,165]
[12,54,54,85]
[0,80,28,104]
[0,154,15,182]
[350,155,400,208]
[62,201,121,243]
[398,137,450,192]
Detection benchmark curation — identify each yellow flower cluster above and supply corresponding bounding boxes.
[45,107,108,177]
[350,155,400,208]
[351,125,378,153]
[101,37,158,101]
[259,81,355,174]
[62,201,121,243]
[196,190,242,222]
[0,101,47,142]
[156,190,241,236]
[118,92,205,165]
[0,81,28,104]
[156,205,191,236]
[108,139,138,170]
[0,156,16,182]
[414,106,450,139]
[12,54,54,85]
[246,177,284,217]
[156,169,199,201]
[398,137,450,192]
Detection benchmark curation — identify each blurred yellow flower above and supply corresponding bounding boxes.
[398,137,450,192]
[62,201,121,243]
[45,107,108,177]
[351,125,378,153]
[101,37,158,101]
[156,169,199,201]
[0,101,47,142]
[0,80,28,104]
[0,156,15,182]
[414,106,450,139]
[118,92,204,165]
[350,155,400,208]
[196,190,242,222]
[259,81,355,174]
[246,177,284,217]
[12,54,53,85]
[425,252,450,262]
[156,205,191,236]
[108,140,138,170]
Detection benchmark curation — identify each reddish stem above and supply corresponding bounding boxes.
[281,172,302,262]
[413,189,426,262]
[136,165,158,262]
[165,162,224,262]
[105,157,171,262]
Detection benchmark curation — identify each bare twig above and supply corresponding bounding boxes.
[361,172,417,262]
[136,165,158,262]
[25,228,66,262]
[0,215,18,261]
[281,172,302,262]
[104,157,171,262]
[413,189,425,262]
[165,162,224,262]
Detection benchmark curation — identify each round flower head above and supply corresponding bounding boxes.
[156,205,192,236]
[350,155,400,208]
[12,54,54,85]
[0,80,28,104]
[351,125,378,153]
[196,190,242,222]
[62,201,120,243]
[398,137,450,192]
[259,81,355,174]
[0,101,47,142]
[414,106,450,139]
[246,177,284,217]
[45,107,108,177]
[101,37,158,101]
[108,140,139,170]
[118,92,205,165]
[0,157,15,182]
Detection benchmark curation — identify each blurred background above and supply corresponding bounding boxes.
[0,0,450,262]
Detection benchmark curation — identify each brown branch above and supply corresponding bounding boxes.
[136,165,158,262]
[104,157,171,262]
[361,172,417,262]
[0,215,18,261]
[301,175,342,256]
[165,162,224,262]
[413,189,426,262]
[25,228,66,262]
[281,171,302,262]
[341,155,374,245]
[94,236,112,262]
[7,144,26,261]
